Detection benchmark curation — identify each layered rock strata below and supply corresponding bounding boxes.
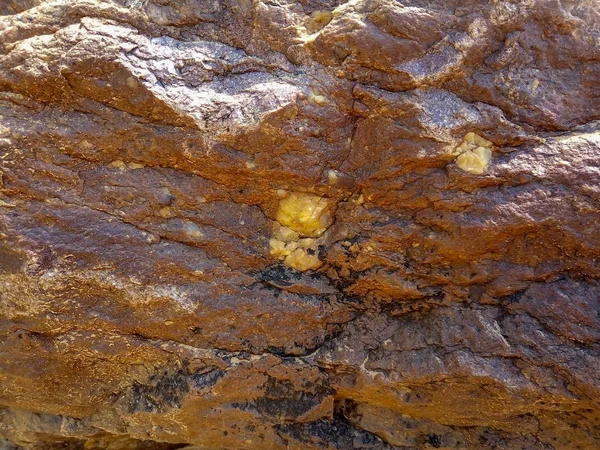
[1,1,600,449]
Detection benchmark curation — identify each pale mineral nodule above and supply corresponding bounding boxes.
[275,192,333,238]
[454,132,493,175]
[270,235,323,271]
[283,247,322,271]
[269,193,333,271]
[307,88,329,106]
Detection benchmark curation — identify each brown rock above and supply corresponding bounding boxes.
[1,0,599,449]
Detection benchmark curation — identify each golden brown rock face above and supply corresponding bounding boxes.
[1,1,600,449]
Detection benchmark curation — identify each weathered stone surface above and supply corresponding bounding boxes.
[0,0,599,449]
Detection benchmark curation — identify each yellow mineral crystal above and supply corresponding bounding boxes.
[276,192,333,238]
[454,132,493,175]
[284,248,322,271]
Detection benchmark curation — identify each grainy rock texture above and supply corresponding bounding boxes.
[1,0,600,449]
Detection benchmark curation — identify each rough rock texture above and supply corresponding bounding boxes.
[1,0,600,449]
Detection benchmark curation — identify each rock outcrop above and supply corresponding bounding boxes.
[1,1,599,449]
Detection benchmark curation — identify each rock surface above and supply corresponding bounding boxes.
[1,0,600,449]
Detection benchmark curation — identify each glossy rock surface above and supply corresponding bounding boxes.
[1,1,599,449]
